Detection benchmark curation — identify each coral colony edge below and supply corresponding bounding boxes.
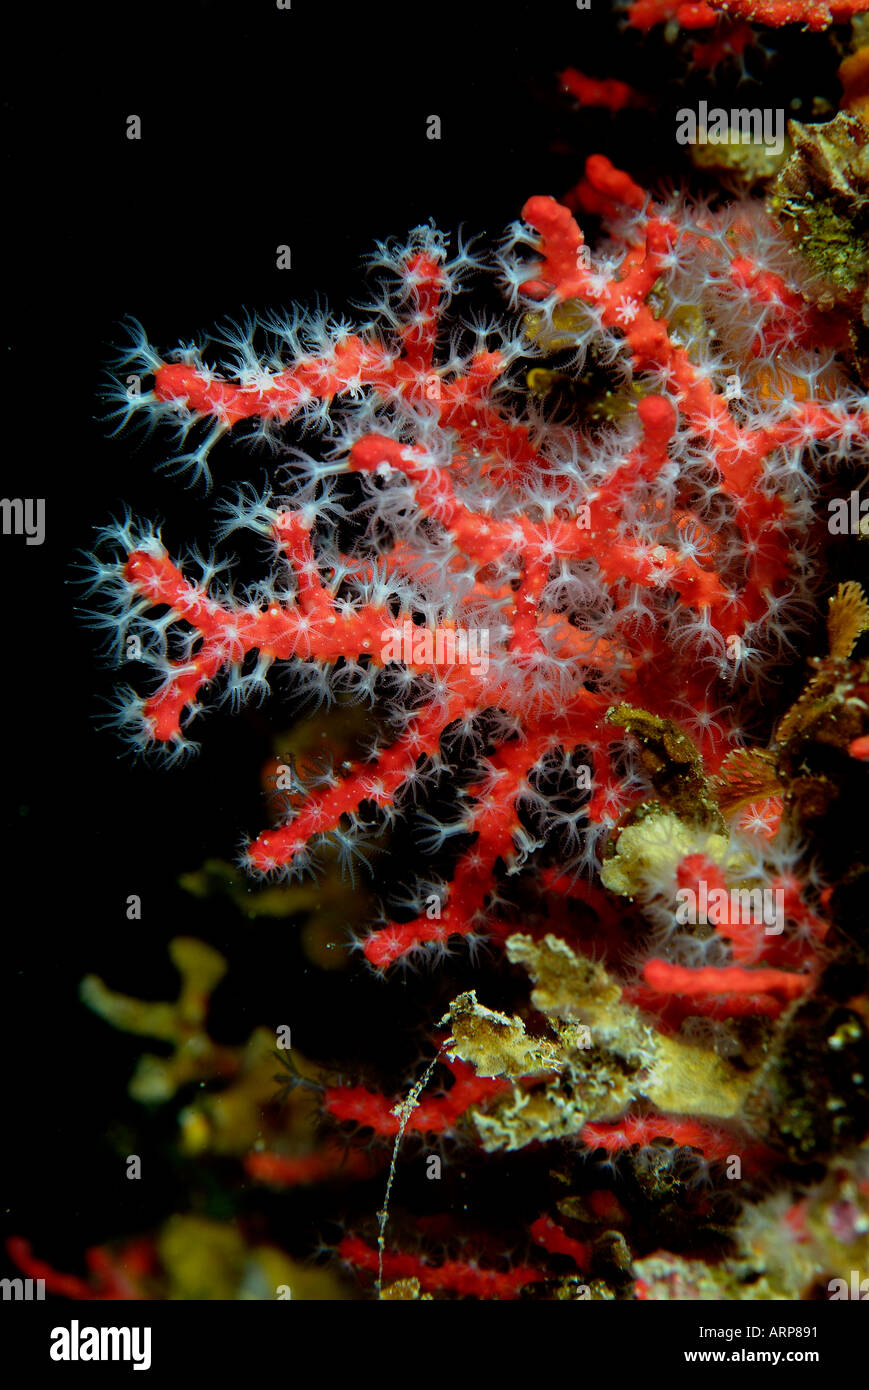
[11,2,869,1303]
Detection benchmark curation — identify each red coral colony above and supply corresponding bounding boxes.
[8,0,869,1309]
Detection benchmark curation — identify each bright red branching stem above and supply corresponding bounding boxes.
[6,1237,155,1301]
[244,1145,381,1187]
[107,154,868,984]
[338,1234,545,1298]
[676,853,761,962]
[560,69,649,111]
[627,0,719,28]
[710,0,869,28]
[643,957,814,1001]
[626,983,783,1023]
[529,1215,591,1269]
[628,0,868,26]
[324,1059,509,1137]
[582,1115,740,1163]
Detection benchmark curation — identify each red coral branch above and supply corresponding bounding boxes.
[581,1114,772,1165]
[324,1059,509,1137]
[642,957,815,1001]
[628,0,869,28]
[244,1145,382,1187]
[529,1215,591,1269]
[627,0,719,28]
[560,69,650,112]
[6,1237,155,1301]
[338,1234,545,1298]
[90,161,868,983]
[711,0,869,28]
